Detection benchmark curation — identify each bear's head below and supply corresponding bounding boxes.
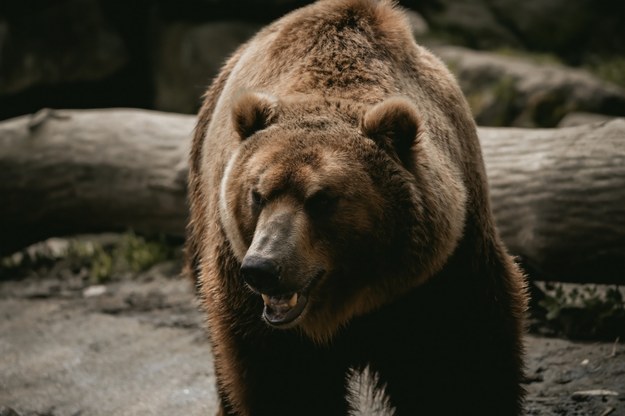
[218,91,466,342]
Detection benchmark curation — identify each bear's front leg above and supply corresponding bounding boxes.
[361,279,524,416]
[210,321,351,416]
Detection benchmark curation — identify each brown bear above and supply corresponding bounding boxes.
[186,0,528,415]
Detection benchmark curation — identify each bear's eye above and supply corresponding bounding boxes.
[251,189,265,210]
[306,190,338,217]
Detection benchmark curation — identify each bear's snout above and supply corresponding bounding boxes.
[240,253,315,327]
[240,255,281,294]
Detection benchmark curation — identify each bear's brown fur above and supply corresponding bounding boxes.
[186,1,527,415]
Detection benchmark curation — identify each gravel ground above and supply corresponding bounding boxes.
[1,262,623,416]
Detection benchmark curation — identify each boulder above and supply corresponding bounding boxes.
[153,0,310,22]
[404,9,429,38]
[154,21,261,114]
[408,0,521,49]
[435,46,625,127]
[0,0,127,95]
[408,0,624,60]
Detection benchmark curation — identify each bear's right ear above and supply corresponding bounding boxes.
[362,97,422,166]
[232,92,279,139]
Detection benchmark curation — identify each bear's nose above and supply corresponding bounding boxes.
[240,256,281,293]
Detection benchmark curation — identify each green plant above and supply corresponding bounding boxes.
[64,239,120,282]
[586,56,625,88]
[493,47,562,66]
[115,233,173,274]
[539,283,625,340]
[1,232,177,282]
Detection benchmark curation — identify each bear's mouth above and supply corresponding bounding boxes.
[260,272,322,327]
[261,292,308,326]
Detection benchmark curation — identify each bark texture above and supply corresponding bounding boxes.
[1,109,623,283]
[481,120,625,283]
[0,108,191,256]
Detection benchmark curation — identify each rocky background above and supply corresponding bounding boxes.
[1,0,624,126]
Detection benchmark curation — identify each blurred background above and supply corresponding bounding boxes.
[2,0,624,125]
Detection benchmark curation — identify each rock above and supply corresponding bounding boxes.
[404,9,428,38]
[434,46,625,127]
[410,0,624,60]
[485,0,624,60]
[83,285,108,298]
[154,21,261,113]
[409,0,521,49]
[558,112,616,128]
[1,1,621,125]
[154,0,309,21]
[0,0,127,95]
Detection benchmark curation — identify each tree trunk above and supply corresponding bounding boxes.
[1,109,623,283]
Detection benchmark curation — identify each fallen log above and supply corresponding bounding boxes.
[481,122,625,283]
[0,109,191,257]
[0,109,623,283]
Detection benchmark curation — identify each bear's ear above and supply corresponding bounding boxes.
[232,92,279,139]
[362,97,422,166]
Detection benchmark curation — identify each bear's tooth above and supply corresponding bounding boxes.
[287,293,298,307]
[261,294,270,306]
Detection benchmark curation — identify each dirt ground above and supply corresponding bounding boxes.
[1,261,624,416]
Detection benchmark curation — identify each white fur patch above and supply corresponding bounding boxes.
[347,366,395,416]
[218,148,248,260]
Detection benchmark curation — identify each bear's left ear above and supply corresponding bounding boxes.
[362,97,422,166]
[232,91,279,139]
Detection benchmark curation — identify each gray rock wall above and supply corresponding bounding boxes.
[1,0,623,126]
[0,0,127,95]
[406,0,625,61]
